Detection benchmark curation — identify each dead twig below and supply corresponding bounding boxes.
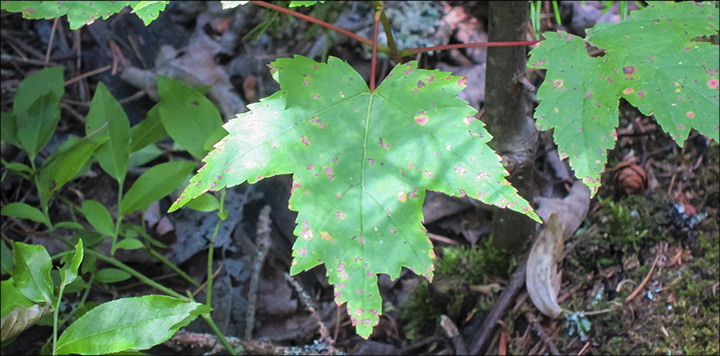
[624,254,661,303]
[468,252,530,355]
[64,64,112,86]
[244,205,272,340]
[283,272,339,355]
[527,312,560,355]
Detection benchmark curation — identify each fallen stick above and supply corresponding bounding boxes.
[624,254,661,303]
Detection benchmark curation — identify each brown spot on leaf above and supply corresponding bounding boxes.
[417,80,425,88]
[379,138,391,149]
[321,232,332,241]
[623,66,635,75]
[336,210,345,220]
[414,115,429,126]
[398,192,407,203]
[623,88,634,94]
[457,76,468,87]
[301,136,310,146]
[324,167,334,180]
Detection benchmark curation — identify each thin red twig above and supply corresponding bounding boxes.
[403,40,540,56]
[251,1,373,47]
[251,1,539,61]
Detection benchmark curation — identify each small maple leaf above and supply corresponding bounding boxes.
[529,1,719,195]
[170,55,539,338]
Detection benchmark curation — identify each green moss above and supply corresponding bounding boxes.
[400,236,522,340]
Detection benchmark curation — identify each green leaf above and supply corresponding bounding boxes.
[0,279,35,318]
[221,1,248,9]
[586,2,719,144]
[55,295,210,355]
[2,162,33,174]
[86,82,131,181]
[54,221,85,230]
[1,240,13,274]
[130,105,166,153]
[95,268,132,284]
[156,76,227,159]
[11,242,54,305]
[129,144,164,168]
[59,240,84,286]
[17,92,61,162]
[1,202,48,225]
[289,1,325,7]
[114,238,144,250]
[122,224,167,248]
[170,55,539,338]
[0,1,169,30]
[529,2,719,195]
[119,160,196,216]
[129,1,169,26]
[10,66,64,161]
[184,194,219,212]
[81,200,116,237]
[36,135,108,206]
[1,111,19,148]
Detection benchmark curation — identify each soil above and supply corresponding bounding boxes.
[1,2,718,355]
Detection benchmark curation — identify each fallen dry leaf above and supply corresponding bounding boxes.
[526,213,566,319]
[534,180,591,241]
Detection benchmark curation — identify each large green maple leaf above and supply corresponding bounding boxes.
[169,55,539,338]
[529,1,719,195]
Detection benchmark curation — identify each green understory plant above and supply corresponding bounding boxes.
[1,67,236,353]
[1,0,718,342]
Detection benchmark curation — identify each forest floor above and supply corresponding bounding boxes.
[2,1,718,355]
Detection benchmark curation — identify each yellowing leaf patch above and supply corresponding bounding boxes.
[170,55,539,338]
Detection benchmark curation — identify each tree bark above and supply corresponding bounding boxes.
[484,1,538,250]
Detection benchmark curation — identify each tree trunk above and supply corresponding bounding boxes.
[484,1,538,250]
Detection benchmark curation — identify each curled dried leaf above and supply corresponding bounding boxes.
[526,213,566,319]
[1,304,52,340]
[613,161,648,195]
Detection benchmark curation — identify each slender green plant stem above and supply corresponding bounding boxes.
[201,313,238,355]
[58,273,94,327]
[52,284,65,355]
[375,0,401,63]
[369,2,382,91]
[205,210,223,305]
[111,176,125,255]
[206,189,227,306]
[29,159,53,230]
[146,248,200,287]
[552,1,562,25]
[84,248,185,299]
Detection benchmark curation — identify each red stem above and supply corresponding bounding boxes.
[251,1,373,47]
[251,1,539,60]
[403,41,540,56]
[370,8,381,91]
